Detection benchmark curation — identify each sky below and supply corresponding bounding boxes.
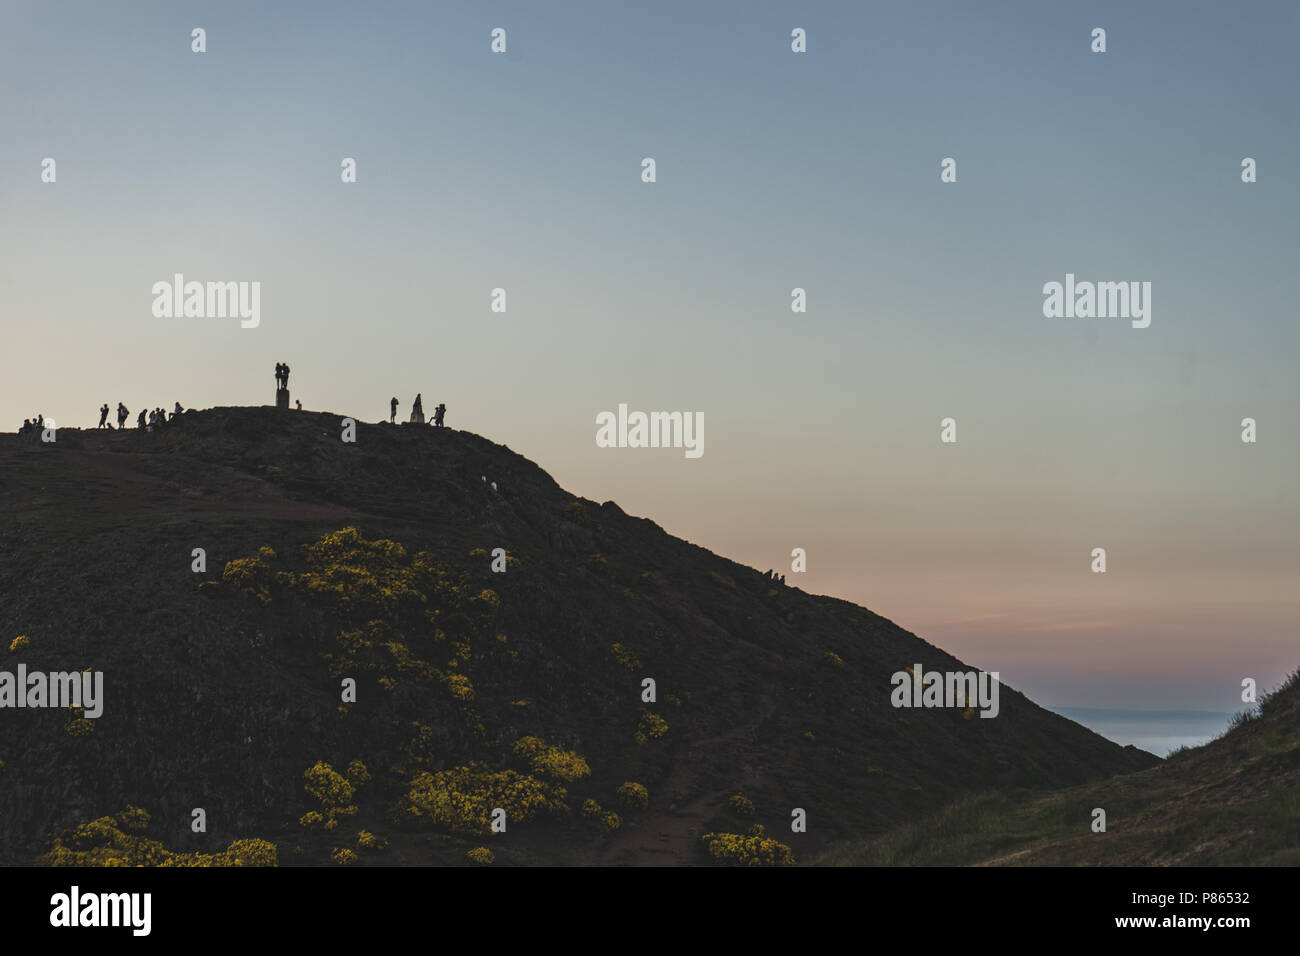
[1,1,1296,712]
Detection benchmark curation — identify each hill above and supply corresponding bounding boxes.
[825,669,1300,866]
[0,406,1157,865]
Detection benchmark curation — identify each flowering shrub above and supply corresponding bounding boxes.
[290,527,421,617]
[512,737,590,783]
[728,794,755,817]
[445,673,475,702]
[221,553,275,605]
[9,635,30,653]
[346,760,372,788]
[331,848,358,865]
[634,710,669,744]
[465,847,494,865]
[300,761,358,830]
[220,839,279,867]
[356,830,387,851]
[38,808,278,867]
[610,643,640,671]
[396,764,568,836]
[65,717,95,737]
[396,723,436,774]
[616,782,649,811]
[700,832,795,866]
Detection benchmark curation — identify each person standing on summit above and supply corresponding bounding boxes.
[98,404,109,428]
[390,396,398,423]
[117,403,129,429]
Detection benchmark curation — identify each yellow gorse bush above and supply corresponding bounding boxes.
[616,782,649,811]
[221,553,275,605]
[396,764,568,836]
[38,807,278,867]
[728,793,756,817]
[610,643,641,671]
[634,710,669,745]
[512,736,591,783]
[346,760,372,788]
[300,761,359,831]
[445,673,475,702]
[465,846,495,864]
[700,832,795,867]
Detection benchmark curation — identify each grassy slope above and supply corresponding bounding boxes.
[826,670,1300,866]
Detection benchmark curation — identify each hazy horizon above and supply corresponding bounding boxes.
[3,0,1296,714]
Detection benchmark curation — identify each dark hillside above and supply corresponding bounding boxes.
[0,407,1157,865]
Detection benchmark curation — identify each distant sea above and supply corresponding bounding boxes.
[1048,708,1236,758]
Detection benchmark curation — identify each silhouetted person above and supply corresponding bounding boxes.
[174,402,184,417]
[390,397,398,423]
[434,403,446,427]
[411,393,423,421]
[282,364,290,388]
[148,410,155,426]
[296,399,302,410]
[117,403,128,429]
[36,414,44,430]
[20,419,31,434]
[98,404,109,428]
[274,362,283,389]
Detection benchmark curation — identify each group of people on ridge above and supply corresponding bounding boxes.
[95,401,184,429]
[17,402,184,434]
[391,394,446,427]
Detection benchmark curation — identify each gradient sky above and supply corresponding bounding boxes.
[2,1,1296,711]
